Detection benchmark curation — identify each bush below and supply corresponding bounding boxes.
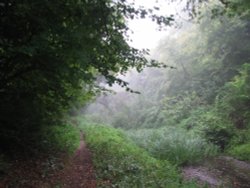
[79,123,193,187]
[126,127,218,166]
[199,111,235,150]
[179,107,209,130]
[185,108,236,150]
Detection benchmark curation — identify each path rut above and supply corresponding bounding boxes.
[0,131,96,188]
[54,131,96,188]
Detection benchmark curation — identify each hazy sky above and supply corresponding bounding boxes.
[127,0,178,50]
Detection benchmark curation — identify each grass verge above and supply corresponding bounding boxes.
[79,122,198,188]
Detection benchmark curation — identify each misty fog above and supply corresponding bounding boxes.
[84,8,249,130]
[1,0,250,187]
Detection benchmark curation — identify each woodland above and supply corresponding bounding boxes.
[0,0,250,187]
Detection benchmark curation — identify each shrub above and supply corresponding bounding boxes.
[179,107,209,130]
[199,111,235,150]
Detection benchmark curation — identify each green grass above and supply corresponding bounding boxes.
[79,122,197,188]
[40,124,80,154]
[227,143,250,161]
[126,127,218,166]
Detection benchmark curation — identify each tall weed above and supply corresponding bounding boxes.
[127,127,218,166]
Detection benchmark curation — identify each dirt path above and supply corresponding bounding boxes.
[52,131,96,188]
[182,156,250,188]
[0,131,96,188]
[183,166,222,187]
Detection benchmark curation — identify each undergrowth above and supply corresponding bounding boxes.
[226,128,250,161]
[40,124,80,154]
[79,122,197,188]
[126,127,218,166]
[227,143,250,161]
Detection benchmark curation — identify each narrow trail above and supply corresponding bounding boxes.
[182,156,250,188]
[54,131,96,188]
[0,131,96,188]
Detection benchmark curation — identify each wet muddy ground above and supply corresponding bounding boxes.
[182,156,250,188]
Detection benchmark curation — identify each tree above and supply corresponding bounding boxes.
[84,0,250,131]
[0,0,173,152]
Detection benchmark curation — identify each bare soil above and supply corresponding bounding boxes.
[182,156,250,188]
[0,132,96,188]
[52,132,96,188]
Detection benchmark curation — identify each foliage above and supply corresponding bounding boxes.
[184,0,250,18]
[179,107,209,130]
[198,63,250,150]
[160,92,206,126]
[82,2,250,164]
[227,143,250,161]
[83,1,250,133]
[127,127,218,166]
[228,129,250,148]
[196,110,235,150]
[78,122,196,187]
[40,124,80,154]
[176,63,250,151]
[0,0,174,153]
[220,63,250,129]
[219,0,250,17]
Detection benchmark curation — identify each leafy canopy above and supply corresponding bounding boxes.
[0,0,174,151]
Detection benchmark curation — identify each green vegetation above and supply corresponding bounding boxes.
[127,128,218,165]
[83,0,250,166]
[79,122,197,187]
[0,0,171,155]
[227,143,250,161]
[1,0,250,187]
[39,124,80,154]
